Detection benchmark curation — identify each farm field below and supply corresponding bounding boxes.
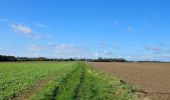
[90,62,170,100]
[0,62,76,100]
[0,62,139,100]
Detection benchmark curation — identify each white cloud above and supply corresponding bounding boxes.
[12,24,32,36]
[144,43,170,55]
[11,23,53,40]
[94,52,100,58]
[32,35,42,40]
[35,24,46,28]
[121,54,170,61]
[145,46,161,51]
[103,50,112,56]
[1,19,52,40]
[31,33,53,40]
[93,50,112,58]
[54,44,87,54]
[48,44,91,58]
[160,55,170,59]
[129,55,153,59]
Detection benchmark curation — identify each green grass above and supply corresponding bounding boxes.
[0,62,77,100]
[31,62,138,100]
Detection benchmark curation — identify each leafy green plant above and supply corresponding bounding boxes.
[0,62,76,99]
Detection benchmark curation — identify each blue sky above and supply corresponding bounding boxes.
[0,0,170,61]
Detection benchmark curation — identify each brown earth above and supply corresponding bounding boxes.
[89,62,170,100]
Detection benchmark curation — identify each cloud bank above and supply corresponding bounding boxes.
[12,24,32,36]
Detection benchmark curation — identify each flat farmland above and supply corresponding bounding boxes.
[0,62,140,100]
[90,62,170,100]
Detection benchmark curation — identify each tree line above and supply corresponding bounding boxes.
[0,55,127,62]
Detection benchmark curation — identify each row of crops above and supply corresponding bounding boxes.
[0,62,76,100]
[0,62,138,100]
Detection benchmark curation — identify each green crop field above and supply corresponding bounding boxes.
[0,62,139,100]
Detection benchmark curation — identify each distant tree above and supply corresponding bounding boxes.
[92,57,127,62]
[0,55,127,62]
[0,55,17,61]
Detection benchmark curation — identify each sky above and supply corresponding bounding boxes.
[0,0,170,61]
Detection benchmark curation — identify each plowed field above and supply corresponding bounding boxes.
[90,62,170,100]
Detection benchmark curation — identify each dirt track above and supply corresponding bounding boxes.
[89,62,170,100]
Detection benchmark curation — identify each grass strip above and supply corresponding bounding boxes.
[30,62,80,100]
[31,62,139,100]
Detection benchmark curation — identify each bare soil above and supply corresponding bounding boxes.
[89,62,170,100]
